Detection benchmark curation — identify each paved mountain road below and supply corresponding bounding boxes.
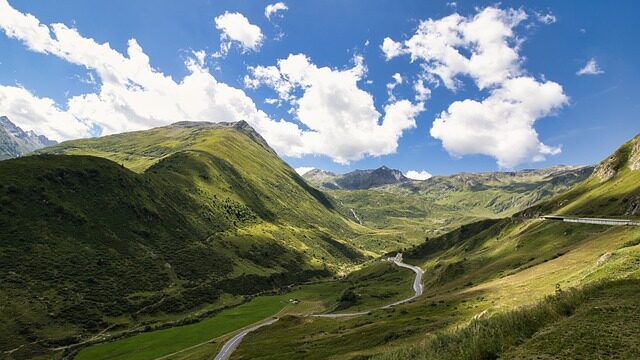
[213,317,279,360]
[541,215,640,226]
[213,253,423,359]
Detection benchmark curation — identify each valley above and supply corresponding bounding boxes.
[0,2,637,360]
[1,121,639,360]
[304,165,593,250]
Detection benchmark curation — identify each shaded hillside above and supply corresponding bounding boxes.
[0,116,56,160]
[0,122,365,357]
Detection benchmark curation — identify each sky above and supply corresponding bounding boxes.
[0,1,638,178]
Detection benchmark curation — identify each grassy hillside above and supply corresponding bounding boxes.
[230,133,640,359]
[0,121,368,358]
[376,279,640,360]
[314,166,592,251]
[523,134,640,219]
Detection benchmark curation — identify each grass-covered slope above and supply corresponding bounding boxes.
[316,166,592,250]
[0,121,366,358]
[232,133,640,359]
[524,133,640,219]
[376,279,640,360]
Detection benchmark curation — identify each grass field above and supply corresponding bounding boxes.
[75,295,289,360]
[74,260,417,360]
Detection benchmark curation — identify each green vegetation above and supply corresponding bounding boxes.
[2,122,639,360]
[77,261,417,360]
[229,133,640,359]
[375,279,640,360]
[331,261,414,313]
[310,166,592,252]
[0,122,371,358]
[76,294,289,360]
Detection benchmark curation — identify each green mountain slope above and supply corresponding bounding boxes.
[524,133,640,218]
[306,165,592,250]
[0,121,366,357]
[233,133,640,360]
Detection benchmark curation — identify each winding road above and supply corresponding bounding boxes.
[213,253,424,359]
[213,317,279,360]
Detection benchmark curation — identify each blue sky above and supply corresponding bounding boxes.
[0,1,638,177]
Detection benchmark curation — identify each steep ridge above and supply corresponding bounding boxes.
[0,116,57,160]
[0,121,365,357]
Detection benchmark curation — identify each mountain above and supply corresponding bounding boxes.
[306,165,593,251]
[230,133,640,360]
[304,166,410,190]
[0,116,57,160]
[0,121,366,357]
[524,133,640,218]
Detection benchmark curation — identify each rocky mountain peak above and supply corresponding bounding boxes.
[0,115,57,160]
[593,133,640,182]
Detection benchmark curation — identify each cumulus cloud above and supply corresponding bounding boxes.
[386,73,403,102]
[413,78,431,102]
[431,77,567,168]
[294,166,314,175]
[214,11,263,56]
[0,0,303,153]
[265,2,288,19]
[0,85,90,141]
[405,170,432,180]
[0,1,426,164]
[381,37,403,60]
[382,7,527,90]
[577,58,604,76]
[246,54,424,163]
[383,6,567,167]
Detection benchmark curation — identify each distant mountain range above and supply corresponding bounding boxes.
[304,166,410,190]
[0,116,57,160]
[304,164,594,245]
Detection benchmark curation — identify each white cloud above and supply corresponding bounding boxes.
[536,12,556,24]
[381,37,403,60]
[431,77,567,168]
[405,170,432,180]
[413,78,431,102]
[265,2,288,20]
[386,72,403,102]
[0,85,90,141]
[214,11,263,57]
[246,53,425,163]
[382,7,527,90]
[0,0,303,154]
[294,166,314,175]
[576,58,604,76]
[0,1,425,165]
[383,6,567,167]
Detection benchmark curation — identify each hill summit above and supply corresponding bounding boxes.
[304,166,410,190]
